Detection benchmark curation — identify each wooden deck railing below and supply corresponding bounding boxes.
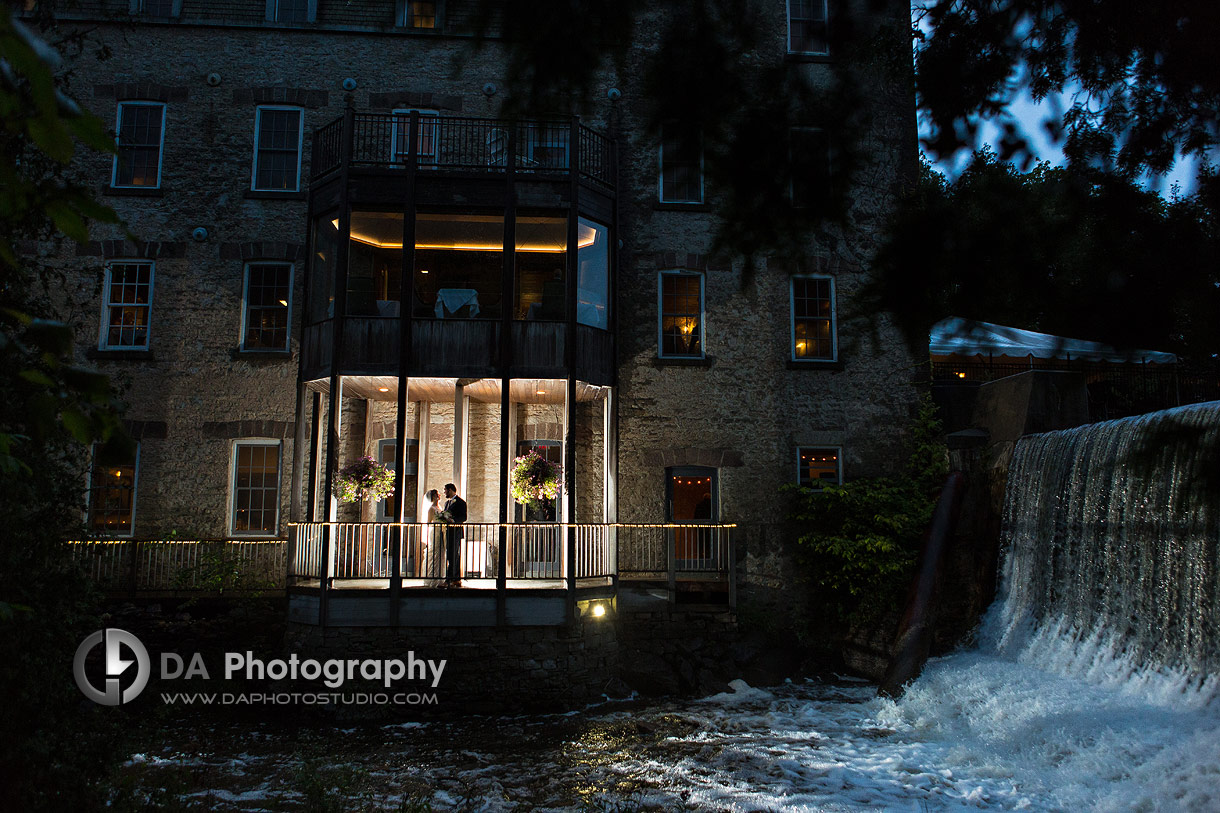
[67,539,286,594]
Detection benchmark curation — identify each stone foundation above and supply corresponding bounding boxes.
[285,618,618,712]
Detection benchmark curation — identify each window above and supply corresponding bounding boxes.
[790,127,831,208]
[241,262,292,351]
[100,261,154,350]
[788,0,829,55]
[790,276,836,361]
[231,441,281,535]
[88,443,139,535]
[391,108,439,164]
[266,0,315,23]
[374,438,418,522]
[397,0,437,28]
[252,107,304,191]
[666,466,717,565]
[129,0,180,16]
[658,271,703,358]
[659,125,703,203]
[524,121,569,169]
[112,102,165,188]
[798,447,840,489]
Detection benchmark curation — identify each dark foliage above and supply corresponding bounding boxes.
[862,150,1220,363]
[916,1,1220,175]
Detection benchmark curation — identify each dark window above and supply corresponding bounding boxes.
[788,0,829,55]
[790,127,831,208]
[791,276,836,361]
[242,263,292,350]
[135,0,178,16]
[374,438,419,522]
[798,447,840,488]
[659,126,702,203]
[253,107,303,191]
[659,272,703,357]
[88,444,138,534]
[113,102,164,188]
[101,261,154,349]
[232,442,281,535]
[515,440,561,523]
[391,109,439,163]
[271,0,310,23]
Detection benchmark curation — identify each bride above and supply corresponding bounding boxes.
[424,489,445,580]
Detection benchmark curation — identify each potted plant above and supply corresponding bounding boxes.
[334,455,396,504]
[509,450,562,510]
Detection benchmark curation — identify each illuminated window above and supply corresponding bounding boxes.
[791,276,836,361]
[658,271,703,358]
[112,102,165,188]
[787,0,829,55]
[659,125,703,203]
[266,0,314,23]
[231,441,281,535]
[400,0,437,29]
[241,262,292,351]
[252,106,304,191]
[88,443,139,535]
[798,447,840,489]
[100,261,154,350]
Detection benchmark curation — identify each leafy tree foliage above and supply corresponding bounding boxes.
[862,150,1220,362]
[785,394,947,619]
[915,1,1220,175]
[1,10,129,810]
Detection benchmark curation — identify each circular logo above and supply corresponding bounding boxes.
[73,628,151,706]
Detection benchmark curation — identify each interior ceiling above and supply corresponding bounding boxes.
[308,376,608,404]
[346,212,595,252]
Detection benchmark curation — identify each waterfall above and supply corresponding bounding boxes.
[984,401,1220,703]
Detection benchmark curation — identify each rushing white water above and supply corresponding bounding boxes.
[118,404,1220,810]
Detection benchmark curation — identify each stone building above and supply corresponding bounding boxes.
[43,0,918,700]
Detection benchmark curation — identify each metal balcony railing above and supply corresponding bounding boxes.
[311,112,615,189]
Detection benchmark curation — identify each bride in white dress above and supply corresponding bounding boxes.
[424,489,444,579]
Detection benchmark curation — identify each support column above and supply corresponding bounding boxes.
[453,383,469,495]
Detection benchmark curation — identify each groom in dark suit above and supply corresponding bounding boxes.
[442,482,468,585]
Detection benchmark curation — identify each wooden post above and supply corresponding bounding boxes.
[727,528,737,609]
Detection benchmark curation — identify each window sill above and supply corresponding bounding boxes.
[104,186,165,197]
[244,189,307,201]
[231,348,293,361]
[785,52,834,64]
[654,355,714,368]
[87,348,155,361]
[787,358,843,371]
[653,202,712,212]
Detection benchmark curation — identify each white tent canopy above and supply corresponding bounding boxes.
[929,317,1178,364]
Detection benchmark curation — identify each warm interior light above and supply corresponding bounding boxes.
[420,269,429,274]
[114,470,122,477]
[536,390,546,395]
[337,218,597,252]
[956,371,967,379]
[378,387,390,392]
[591,604,606,618]
[278,299,288,306]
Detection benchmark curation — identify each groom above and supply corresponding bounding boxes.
[442,482,468,586]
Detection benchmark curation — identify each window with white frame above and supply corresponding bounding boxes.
[788,0,829,55]
[658,271,704,358]
[112,101,165,188]
[266,0,315,23]
[659,125,703,203]
[129,0,180,16]
[789,126,831,208]
[251,106,304,191]
[790,276,836,361]
[241,262,293,351]
[231,441,281,535]
[396,0,437,28]
[100,261,154,350]
[87,442,139,535]
[798,447,840,488]
[391,108,439,164]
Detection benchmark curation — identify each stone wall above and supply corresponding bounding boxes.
[285,618,618,711]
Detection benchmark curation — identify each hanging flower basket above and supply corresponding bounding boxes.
[334,456,395,504]
[510,450,562,510]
